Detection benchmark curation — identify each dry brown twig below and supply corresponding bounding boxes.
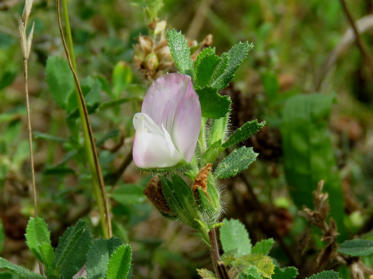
[18,0,38,217]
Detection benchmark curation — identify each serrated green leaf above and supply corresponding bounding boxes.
[281,93,346,239]
[223,120,265,148]
[166,29,193,75]
[251,238,274,256]
[236,254,275,279]
[220,219,251,256]
[46,56,75,109]
[197,268,216,279]
[87,237,123,279]
[0,258,44,279]
[210,42,252,90]
[25,217,55,268]
[161,175,201,228]
[273,266,298,279]
[194,48,221,88]
[106,244,132,279]
[0,220,4,253]
[243,266,262,279]
[111,184,146,206]
[196,87,231,119]
[306,270,341,279]
[337,239,373,257]
[215,147,258,179]
[55,220,92,279]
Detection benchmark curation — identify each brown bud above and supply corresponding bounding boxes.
[138,36,153,54]
[144,52,159,72]
[144,176,175,217]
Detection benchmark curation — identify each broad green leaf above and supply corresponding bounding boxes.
[87,237,123,279]
[111,184,146,206]
[46,56,75,109]
[215,146,258,179]
[196,268,216,279]
[196,87,231,119]
[251,238,274,256]
[55,220,92,279]
[25,217,55,268]
[0,258,44,279]
[161,175,201,229]
[194,48,221,88]
[281,94,346,239]
[210,42,253,90]
[223,120,265,148]
[166,29,193,75]
[273,266,298,279]
[220,219,251,256]
[112,61,132,99]
[106,244,132,279]
[306,270,341,279]
[235,254,274,279]
[0,220,4,253]
[337,239,373,257]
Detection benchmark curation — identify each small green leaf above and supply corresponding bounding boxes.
[112,61,132,99]
[306,270,341,279]
[106,244,132,279]
[194,48,221,88]
[55,220,92,279]
[215,147,258,179]
[0,220,4,253]
[235,254,275,279]
[223,120,265,148]
[87,237,123,279]
[273,266,298,279]
[25,217,55,268]
[251,238,274,256]
[166,29,193,75]
[243,266,262,279]
[196,87,231,119]
[111,184,146,206]
[196,268,216,279]
[220,218,251,256]
[46,56,75,109]
[210,42,253,90]
[337,239,373,257]
[0,258,44,279]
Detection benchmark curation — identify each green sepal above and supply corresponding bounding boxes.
[208,113,230,146]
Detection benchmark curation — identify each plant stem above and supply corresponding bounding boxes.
[340,0,373,78]
[57,0,112,239]
[208,228,230,279]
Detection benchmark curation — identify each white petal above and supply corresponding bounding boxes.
[133,113,182,168]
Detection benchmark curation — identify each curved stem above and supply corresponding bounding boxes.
[57,0,112,238]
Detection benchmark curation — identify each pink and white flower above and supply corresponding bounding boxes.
[133,73,201,168]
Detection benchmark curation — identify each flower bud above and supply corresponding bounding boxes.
[144,52,159,72]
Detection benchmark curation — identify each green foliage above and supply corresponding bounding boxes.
[106,244,132,279]
[111,184,146,206]
[166,29,193,76]
[196,87,231,119]
[112,61,132,99]
[337,239,373,257]
[46,56,75,109]
[55,220,92,279]
[0,220,4,253]
[86,237,123,279]
[235,254,275,279]
[220,218,251,256]
[251,238,274,256]
[194,48,221,89]
[281,94,346,239]
[210,42,253,90]
[197,268,216,279]
[0,258,44,279]
[272,266,298,279]
[161,175,201,229]
[306,270,341,279]
[223,120,265,148]
[215,146,258,179]
[25,217,55,269]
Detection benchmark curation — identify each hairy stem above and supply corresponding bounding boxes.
[209,229,230,279]
[56,0,112,238]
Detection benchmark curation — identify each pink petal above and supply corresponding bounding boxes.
[141,73,201,162]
